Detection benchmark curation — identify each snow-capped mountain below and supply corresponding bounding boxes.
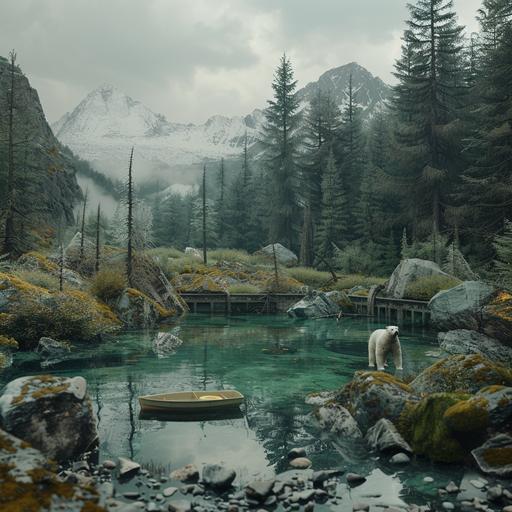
[53,63,389,185]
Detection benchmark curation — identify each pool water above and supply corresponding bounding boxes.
[1,314,469,509]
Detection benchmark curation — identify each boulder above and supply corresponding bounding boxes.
[472,434,512,477]
[201,464,236,490]
[115,288,172,328]
[170,464,199,482]
[476,386,512,429]
[184,247,202,259]
[259,243,298,267]
[365,418,412,454]
[315,403,362,439]
[0,428,101,511]
[385,259,452,299]
[429,281,495,332]
[152,332,183,358]
[36,337,71,358]
[287,291,341,319]
[118,457,141,477]
[438,330,512,365]
[0,375,97,461]
[172,273,225,293]
[337,371,418,432]
[245,479,275,502]
[410,354,512,395]
[481,290,512,344]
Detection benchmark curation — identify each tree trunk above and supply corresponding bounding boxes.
[202,164,207,265]
[127,147,134,286]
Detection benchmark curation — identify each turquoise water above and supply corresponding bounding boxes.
[1,315,467,508]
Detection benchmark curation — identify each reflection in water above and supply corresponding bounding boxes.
[2,315,458,504]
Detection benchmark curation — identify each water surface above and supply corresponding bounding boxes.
[2,315,466,509]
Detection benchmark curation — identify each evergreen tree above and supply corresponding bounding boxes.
[261,54,302,250]
[493,220,512,289]
[216,158,227,245]
[315,149,348,264]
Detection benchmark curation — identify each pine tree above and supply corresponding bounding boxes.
[316,149,348,264]
[261,54,302,250]
[126,147,134,285]
[493,220,512,289]
[216,158,227,245]
[95,203,101,273]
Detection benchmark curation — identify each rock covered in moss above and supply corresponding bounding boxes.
[365,418,412,455]
[115,288,175,328]
[399,393,473,463]
[287,291,341,319]
[0,375,97,461]
[481,291,512,345]
[337,371,418,432]
[476,386,512,429]
[0,427,102,511]
[315,403,362,438]
[472,434,512,477]
[36,336,71,358]
[438,329,512,365]
[410,354,512,395]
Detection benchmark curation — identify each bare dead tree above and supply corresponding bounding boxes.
[126,147,134,285]
[95,203,101,273]
[79,188,88,263]
[202,163,207,265]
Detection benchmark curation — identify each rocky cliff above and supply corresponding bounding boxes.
[0,55,81,251]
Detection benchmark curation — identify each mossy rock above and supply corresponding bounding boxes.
[337,371,417,433]
[410,354,512,395]
[399,393,474,463]
[472,434,512,477]
[482,291,512,345]
[444,397,490,433]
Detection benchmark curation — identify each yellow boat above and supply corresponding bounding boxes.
[138,390,244,412]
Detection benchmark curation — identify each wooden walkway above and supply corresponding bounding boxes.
[180,292,431,325]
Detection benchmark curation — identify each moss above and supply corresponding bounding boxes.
[20,251,58,273]
[355,371,413,393]
[11,376,69,405]
[480,385,506,394]
[403,274,462,301]
[400,393,471,463]
[126,288,176,319]
[0,336,18,349]
[482,447,512,467]
[0,272,49,296]
[444,397,489,433]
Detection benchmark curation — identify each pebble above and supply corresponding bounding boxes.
[445,482,459,494]
[288,447,307,460]
[170,464,199,483]
[487,485,502,501]
[353,503,370,512]
[442,502,455,510]
[423,477,434,483]
[471,480,486,489]
[123,492,141,500]
[289,457,312,469]
[389,452,410,464]
[346,473,367,486]
[502,506,512,512]
[163,487,178,498]
[304,502,315,512]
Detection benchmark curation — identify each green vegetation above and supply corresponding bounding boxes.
[90,268,126,302]
[403,275,462,301]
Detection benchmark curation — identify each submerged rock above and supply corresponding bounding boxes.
[36,336,71,358]
[410,354,512,394]
[337,371,417,432]
[259,243,298,267]
[152,331,183,358]
[202,463,236,489]
[385,258,453,299]
[287,290,341,319]
[315,403,362,439]
[0,375,97,461]
[438,329,512,365]
[472,433,512,477]
[365,418,412,455]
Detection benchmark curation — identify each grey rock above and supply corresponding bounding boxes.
[353,503,370,512]
[152,332,183,358]
[0,375,97,461]
[103,459,117,470]
[316,403,362,439]
[442,502,455,510]
[389,452,410,464]
[36,337,71,358]
[289,457,312,469]
[311,470,344,487]
[365,418,412,454]
[287,291,341,319]
[245,479,275,501]
[123,492,141,500]
[170,464,199,482]
[445,482,459,494]
[486,485,502,501]
[438,330,512,365]
[202,464,236,489]
[346,473,366,486]
[167,500,192,512]
[184,247,202,259]
[386,258,453,299]
[305,391,336,407]
[259,243,298,267]
[118,457,141,477]
[288,447,307,460]
[163,487,178,497]
[429,281,495,332]
[472,434,512,477]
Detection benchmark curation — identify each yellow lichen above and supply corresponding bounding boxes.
[482,447,512,467]
[20,251,59,273]
[444,397,489,433]
[0,336,18,349]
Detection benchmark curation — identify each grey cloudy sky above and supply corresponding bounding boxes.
[0,0,482,125]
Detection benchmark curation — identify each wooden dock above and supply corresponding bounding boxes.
[348,294,430,326]
[180,292,306,314]
[179,292,431,325]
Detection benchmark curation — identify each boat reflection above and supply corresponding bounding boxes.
[138,408,245,422]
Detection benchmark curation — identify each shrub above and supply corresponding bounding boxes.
[227,283,261,294]
[12,270,61,291]
[90,268,126,302]
[146,247,185,260]
[0,290,120,348]
[403,274,461,301]
[329,274,387,292]
[285,267,331,288]
[163,256,208,276]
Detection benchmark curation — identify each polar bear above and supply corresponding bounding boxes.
[368,325,403,371]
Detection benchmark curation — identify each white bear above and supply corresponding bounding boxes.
[368,325,403,371]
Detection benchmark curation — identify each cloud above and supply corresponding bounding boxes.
[0,0,483,124]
